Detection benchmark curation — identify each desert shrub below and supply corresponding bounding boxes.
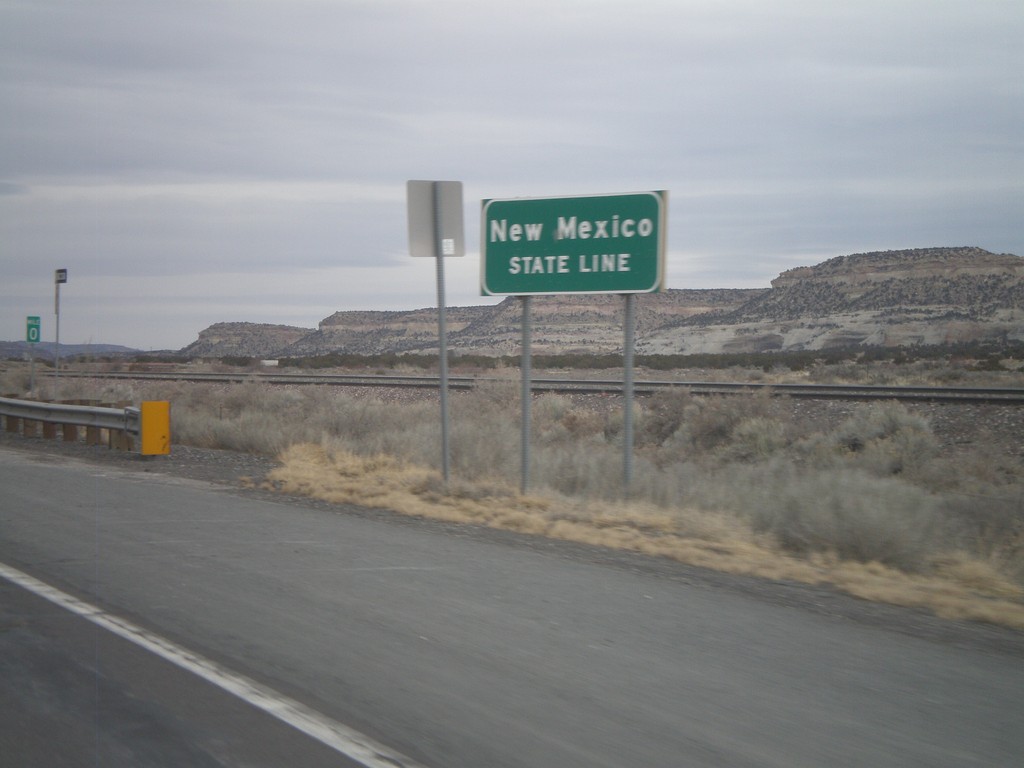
[814,362,870,384]
[532,439,642,499]
[524,393,581,448]
[719,417,791,462]
[678,392,778,453]
[558,408,607,439]
[942,492,1024,577]
[666,400,731,452]
[413,382,517,457]
[627,457,705,509]
[449,415,520,482]
[35,374,138,404]
[636,389,693,446]
[933,439,1024,490]
[741,466,948,571]
[645,392,792,469]
[798,402,939,479]
[327,417,438,469]
[218,381,285,415]
[902,444,1024,500]
[531,393,573,425]
[461,379,520,413]
[211,409,305,455]
[0,366,32,395]
[165,383,425,455]
[171,386,309,453]
[599,401,643,444]
[831,402,932,453]
[530,443,612,497]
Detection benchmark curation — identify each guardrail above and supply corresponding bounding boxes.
[0,397,170,455]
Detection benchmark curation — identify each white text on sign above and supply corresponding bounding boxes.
[489,216,655,243]
[508,254,632,275]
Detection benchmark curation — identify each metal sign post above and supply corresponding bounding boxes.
[520,296,532,494]
[622,294,636,497]
[407,181,464,487]
[54,269,67,398]
[433,182,452,485]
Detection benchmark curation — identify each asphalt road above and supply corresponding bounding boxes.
[1,445,1022,767]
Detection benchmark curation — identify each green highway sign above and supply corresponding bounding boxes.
[481,191,666,296]
[26,315,41,344]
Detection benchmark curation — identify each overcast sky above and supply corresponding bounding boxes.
[2,0,1022,350]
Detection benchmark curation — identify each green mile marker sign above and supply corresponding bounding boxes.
[481,191,666,296]
[26,316,41,344]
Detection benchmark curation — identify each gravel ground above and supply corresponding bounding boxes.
[0,429,279,487]
[2,402,1023,658]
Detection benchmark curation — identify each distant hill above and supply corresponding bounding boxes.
[178,247,1024,358]
[0,341,139,361]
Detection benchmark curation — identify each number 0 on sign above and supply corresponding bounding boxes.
[26,316,41,344]
[481,191,667,296]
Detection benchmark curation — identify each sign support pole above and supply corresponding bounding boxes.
[54,279,62,399]
[407,179,463,490]
[622,293,636,498]
[433,182,451,486]
[520,296,532,495]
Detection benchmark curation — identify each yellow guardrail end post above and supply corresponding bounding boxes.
[140,401,171,456]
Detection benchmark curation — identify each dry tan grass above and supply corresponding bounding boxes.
[829,558,1024,630]
[268,443,1024,630]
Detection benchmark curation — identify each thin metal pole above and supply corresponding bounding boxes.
[433,182,451,486]
[622,294,636,497]
[54,282,61,400]
[520,295,532,495]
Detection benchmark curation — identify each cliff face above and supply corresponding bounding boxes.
[771,247,1023,288]
[180,322,314,358]
[180,248,1024,358]
[286,307,485,356]
[754,247,1024,321]
[444,290,767,356]
[637,247,1023,354]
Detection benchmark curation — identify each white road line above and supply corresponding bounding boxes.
[0,561,429,768]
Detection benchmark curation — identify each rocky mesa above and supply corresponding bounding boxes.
[180,322,314,359]
[180,247,1024,358]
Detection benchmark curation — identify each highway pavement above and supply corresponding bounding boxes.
[1,445,1022,767]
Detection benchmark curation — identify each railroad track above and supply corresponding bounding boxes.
[49,370,1024,404]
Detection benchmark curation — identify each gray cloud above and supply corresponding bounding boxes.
[1,0,1021,349]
